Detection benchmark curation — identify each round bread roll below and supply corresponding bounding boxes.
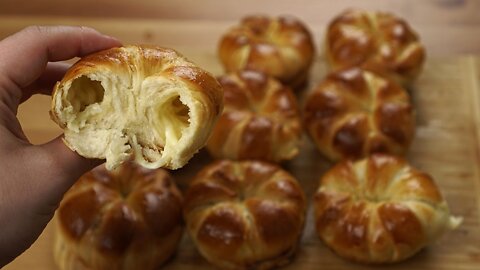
[54,162,183,270]
[207,70,302,162]
[314,154,461,264]
[303,67,414,161]
[184,160,306,270]
[325,9,425,86]
[51,45,223,170]
[218,15,315,89]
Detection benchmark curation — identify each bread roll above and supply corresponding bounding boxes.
[218,15,315,89]
[325,9,425,86]
[303,67,414,161]
[184,160,306,269]
[207,70,302,162]
[51,45,223,170]
[314,155,461,264]
[54,162,183,270]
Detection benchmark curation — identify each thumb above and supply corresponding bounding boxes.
[35,136,102,208]
[0,137,102,265]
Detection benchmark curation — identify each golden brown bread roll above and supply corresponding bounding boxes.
[184,160,306,270]
[51,45,223,170]
[303,67,414,161]
[218,15,315,89]
[54,162,183,270]
[325,9,425,86]
[314,154,461,264]
[207,70,302,162]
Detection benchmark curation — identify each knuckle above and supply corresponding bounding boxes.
[22,25,46,35]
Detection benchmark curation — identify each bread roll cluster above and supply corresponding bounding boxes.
[52,9,459,270]
[304,9,459,265]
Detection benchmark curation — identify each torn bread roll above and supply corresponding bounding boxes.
[51,45,223,170]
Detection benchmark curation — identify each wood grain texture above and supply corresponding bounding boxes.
[5,52,480,270]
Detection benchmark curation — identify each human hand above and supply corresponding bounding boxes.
[0,26,121,267]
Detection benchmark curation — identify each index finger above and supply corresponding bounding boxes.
[0,25,122,90]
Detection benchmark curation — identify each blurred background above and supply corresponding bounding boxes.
[1,1,480,269]
[1,0,480,56]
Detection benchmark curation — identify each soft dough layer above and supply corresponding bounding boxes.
[51,45,223,170]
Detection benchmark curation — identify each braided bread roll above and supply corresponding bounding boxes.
[218,15,315,89]
[207,70,302,162]
[184,160,306,270]
[325,9,425,86]
[314,155,461,264]
[303,67,414,161]
[54,162,183,270]
[51,45,223,170]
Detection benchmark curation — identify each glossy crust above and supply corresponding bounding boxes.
[325,9,425,86]
[303,67,414,161]
[184,160,306,270]
[51,45,223,170]
[314,155,461,264]
[54,162,183,270]
[218,15,315,89]
[207,70,302,162]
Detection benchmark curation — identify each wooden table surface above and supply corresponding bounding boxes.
[1,0,480,269]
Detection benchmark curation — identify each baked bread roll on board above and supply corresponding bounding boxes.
[54,162,184,270]
[184,160,306,270]
[218,15,315,89]
[314,155,461,264]
[207,70,302,162]
[303,67,415,161]
[51,45,223,170]
[325,9,425,86]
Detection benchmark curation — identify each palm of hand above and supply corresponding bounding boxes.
[0,26,120,267]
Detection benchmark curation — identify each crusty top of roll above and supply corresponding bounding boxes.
[51,45,223,170]
[314,154,461,263]
[303,67,415,161]
[207,70,302,162]
[55,162,183,269]
[325,9,425,85]
[218,15,315,88]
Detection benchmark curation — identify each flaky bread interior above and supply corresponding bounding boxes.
[51,46,223,170]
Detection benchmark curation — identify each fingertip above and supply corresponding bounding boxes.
[77,25,123,48]
[101,33,123,46]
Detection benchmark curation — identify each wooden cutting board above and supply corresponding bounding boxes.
[5,52,480,270]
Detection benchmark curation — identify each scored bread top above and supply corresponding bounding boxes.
[325,9,425,86]
[303,67,415,161]
[218,15,315,88]
[314,154,461,264]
